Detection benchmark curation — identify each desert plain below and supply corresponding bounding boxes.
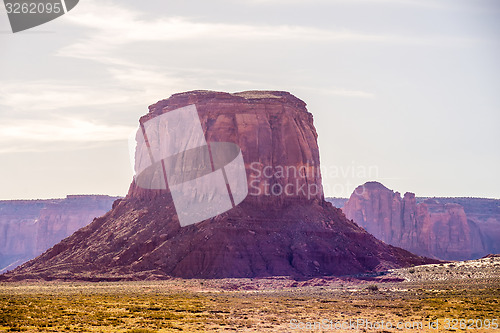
[1,256,498,332]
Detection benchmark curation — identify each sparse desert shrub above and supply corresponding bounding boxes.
[127,329,157,333]
[366,285,378,292]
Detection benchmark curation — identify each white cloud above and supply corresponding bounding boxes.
[0,68,192,111]
[232,0,468,10]
[316,87,375,98]
[0,118,135,153]
[0,0,478,150]
[0,118,134,141]
[296,86,376,98]
[57,0,479,65]
[0,82,127,111]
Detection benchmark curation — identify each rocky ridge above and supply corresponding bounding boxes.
[0,195,118,273]
[342,182,497,260]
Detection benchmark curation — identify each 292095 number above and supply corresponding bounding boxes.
[5,2,62,14]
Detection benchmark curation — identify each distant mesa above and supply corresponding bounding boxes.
[342,182,500,261]
[1,91,435,281]
[0,195,119,274]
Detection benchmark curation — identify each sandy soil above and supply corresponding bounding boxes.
[0,256,498,332]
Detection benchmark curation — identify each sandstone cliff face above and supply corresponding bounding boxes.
[343,182,489,260]
[0,201,43,272]
[130,90,323,207]
[417,197,500,257]
[1,91,435,281]
[416,201,473,260]
[0,195,118,273]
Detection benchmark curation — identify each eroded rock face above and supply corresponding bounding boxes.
[1,91,435,281]
[0,195,118,273]
[416,200,484,260]
[130,90,324,206]
[343,182,488,260]
[431,198,500,256]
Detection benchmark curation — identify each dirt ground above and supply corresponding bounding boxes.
[0,257,499,332]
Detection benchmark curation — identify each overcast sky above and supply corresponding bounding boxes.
[1,0,499,200]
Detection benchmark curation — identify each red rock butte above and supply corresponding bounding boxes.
[343,181,491,260]
[1,91,436,281]
[131,90,324,207]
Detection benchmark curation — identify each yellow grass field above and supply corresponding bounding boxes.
[0,279,498,332]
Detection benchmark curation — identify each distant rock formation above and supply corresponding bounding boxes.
[416,197,500,257]
[325,197,348,209]
[0,195,119,273]
[1,91,435,281]
[342,182,496,260]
